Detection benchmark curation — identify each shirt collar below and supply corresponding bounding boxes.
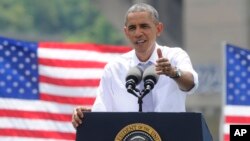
[131,43,160,66]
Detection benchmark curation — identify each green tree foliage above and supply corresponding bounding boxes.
[0,0,125,45]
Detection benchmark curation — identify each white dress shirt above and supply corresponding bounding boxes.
[91,43,199,112]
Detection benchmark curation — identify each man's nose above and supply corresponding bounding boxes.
[135,28,143,37]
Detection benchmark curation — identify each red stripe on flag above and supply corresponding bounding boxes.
[224,134,229,141]
[0,129,75,140]
[39,58,106,68]
[0,109,71,121]
[39,42,131,53]
[40,75,100,87]
[225,116,250,124]
[40,93,95,105]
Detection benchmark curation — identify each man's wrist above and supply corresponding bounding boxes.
[169,67,182,79]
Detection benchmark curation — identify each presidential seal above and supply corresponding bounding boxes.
[114,123,162,141]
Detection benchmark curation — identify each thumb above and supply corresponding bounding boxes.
[157,48,163,58]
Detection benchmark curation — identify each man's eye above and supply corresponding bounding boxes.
[141,25,149,28]
[128,26,135,31]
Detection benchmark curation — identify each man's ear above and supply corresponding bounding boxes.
[123,26,129,37]
[156,22,164,37]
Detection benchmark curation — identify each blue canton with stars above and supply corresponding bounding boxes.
[0,36,39,100]
[226,44,250,105]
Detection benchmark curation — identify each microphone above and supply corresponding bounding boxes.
[125,66,143,91]
[142,65,159,92]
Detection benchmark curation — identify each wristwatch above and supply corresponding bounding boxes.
[170,68,182,79]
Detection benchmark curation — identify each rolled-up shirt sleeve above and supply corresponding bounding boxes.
[168,47,199,95]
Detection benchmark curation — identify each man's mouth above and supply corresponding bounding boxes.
[135,40,146,45]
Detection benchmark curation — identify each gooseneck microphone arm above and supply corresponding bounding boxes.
[127,87,143,112]
[126,84,140,98]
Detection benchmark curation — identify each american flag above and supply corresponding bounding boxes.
[0,36,131,141]
[223,44,250,141]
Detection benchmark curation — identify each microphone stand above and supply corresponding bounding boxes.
[127,87,151,112]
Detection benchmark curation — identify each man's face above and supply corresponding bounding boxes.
[124,11,163,54]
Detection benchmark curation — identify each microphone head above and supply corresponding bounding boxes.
[142,65,159,84]
[126,66,143,85]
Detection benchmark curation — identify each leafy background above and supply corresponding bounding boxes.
[0,0,125,44]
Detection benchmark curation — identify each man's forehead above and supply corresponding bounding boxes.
[126,12,153,24]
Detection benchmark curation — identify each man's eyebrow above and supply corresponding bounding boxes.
[127,25,135,28]
[126,22,150,27]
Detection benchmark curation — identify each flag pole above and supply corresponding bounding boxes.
[220,41,227,141]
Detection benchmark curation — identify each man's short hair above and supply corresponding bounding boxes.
[124,3,159,25]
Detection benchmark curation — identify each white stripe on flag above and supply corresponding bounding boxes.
[38,48,121,62]
[39,65,104,79]
[40,83,97,97]
[0,99,74,114]
[224,124,230,134]
[225,105,250,116]
[0,118,74,133]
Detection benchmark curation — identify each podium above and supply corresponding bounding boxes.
[76,112,213,141]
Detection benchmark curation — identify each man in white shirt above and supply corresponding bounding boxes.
[72,3,198,129]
